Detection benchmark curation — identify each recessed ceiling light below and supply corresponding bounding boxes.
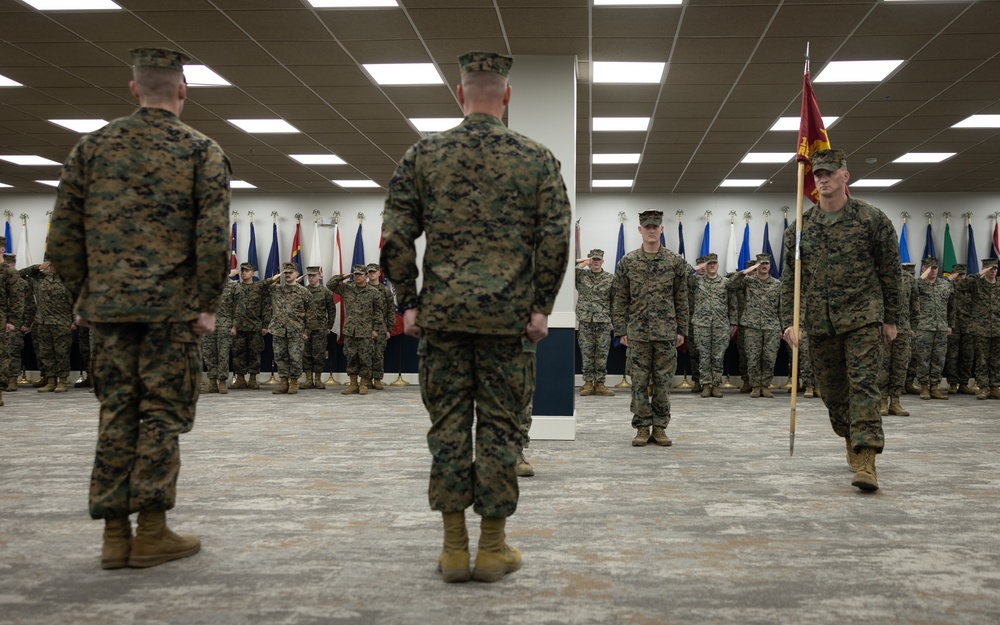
[0,155,62,166]
[307,0,398,6]
[333,179,380,188]
[290,154,347,165]
[0,182,12,189]
[720,179,766,188]
[0,73,22,87]
[769,116,839,131]
[892,152,956,164]
[409,118,463,133]
[230,180,257,189]
[20,0,121,8]
[36,180,61,187]
[48,119,108,133]
[851,179,902,187]
[227,119,300,134]
[593,117,651,132]
[741,152,794,164]
[592,180,634,188]
[814,60,904,83]
[593,153,641,165]
[362,63,443,86]
[183,65,231,87]
[593,62,665,84]
[952,115,1000,129]
[594,0,683,5]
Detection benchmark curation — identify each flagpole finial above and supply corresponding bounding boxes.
[358,212,365,222]
[743,211,751,222]
[618,211,626,223]
[675,210,683,218]
[232,210,238,218]
[313,209,320,222]
[333,211,340,224]
[781,205,789,216]
[46,210,52,216]
[20,213,27,223]
[4,209,12,218]
[901,211,909,222]
[295,213,303,223]
[575,218,581,226]
[729,210,736,224]
[763,209,771,221]
[925,212,934,223]
[705,210,712,218]
[943,211,952,223]
[271,211,278,223]
[247,210,254,219]
[962,211,972,222]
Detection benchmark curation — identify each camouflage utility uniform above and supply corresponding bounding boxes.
[303,279,336,378]
[730,268,781,392]
[327,274,383,383]
[878,265,919,401]
[914,275,954,390]
[944,270,976,389]
[202,281,235,385]
[956,264,1000,395]
[0,256,23,395]
[369,269,396,384]
[576,263,613,388]
[230,279,270,379]
[20,265,74,384]
[268,273,310,383]
[691,271,731,388]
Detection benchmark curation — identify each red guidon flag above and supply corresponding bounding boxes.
[795,56,831,204]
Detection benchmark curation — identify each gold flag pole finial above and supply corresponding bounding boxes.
[782,205,789,218]
[618,211,627,223]
[943,211,951,223]
[271,211,278,223]
[729,210,736,224]
[705,210,712,219]
[4,209,12,219]
[248,210,254,219]
[20,213,28,225]
[333,211,340,225]
[901,211,909,223]
[358,212,365,222]
[313,209,320,223]
[763,209,771,222]
[295,213,302,223]
[675,210,684,219]
[925,212,934,224]
[744,211,752,222]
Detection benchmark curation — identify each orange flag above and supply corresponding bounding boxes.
[795,55,831,204]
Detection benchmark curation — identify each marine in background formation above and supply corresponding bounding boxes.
[327,264,384,396]
[955,258,1000,399]
[202,278,235,394]
[367,263,396,390]
[267,263,310,395]
[690,253,732,398]
[914,256,955,400]
[729,253,781,398]
[230,262,270,390]
[0,242,24,404]
[301,265,336,390]
[685,255,706,393]
[19,261,73,393]
[878,261,920,416]
[575,248,614,397]
[944,264,978,394]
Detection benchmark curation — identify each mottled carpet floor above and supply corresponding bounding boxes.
[1,381,998,625]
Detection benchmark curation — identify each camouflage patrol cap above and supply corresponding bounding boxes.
[922,256,938,268]
[306,266,320,275]
[130,47,190,73]
[901,262,915,270]
[366,263,379,273]
[638,210,663,226]
[240,262,255,271]
[951,264,967,274]
[756,253,771,264]
[704,253,719,263]
[281,262,297,273]
[2,253,14,262]
[746,259,758,268]
[810,149,847,173]
[695,255,707,264]
[352,264,366,274]
[459,51,513,77]
[982,258,999,269]
[588,249,604,260]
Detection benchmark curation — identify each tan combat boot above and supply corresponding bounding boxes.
[750,387,761,398]
[919,385,931,400]
[101,516,132,570]
[651,426,672,446]
[438,511,470,583]
[6,379,16,392]
[906,381,921,395]
[888,396,909,416]
[851,448,879,491]
[691,382,703,394]
[958,384,976,395]
[217,379,228,394]
[701,384,712,398]
[230,374,247,390]
[272,376,289,394]
[372,378,385,390]
[205,379,219,393]
[814,386,823,399]
[127,510,200,568]
[313,372,326,389]
[594,382,614,396]
[579,382,594,396]
[976,387,989,400]
[804,386,815,398]
[929,385,949,400]
[515,451,534,477]
[472,516,521,583]
[300,372,314,389]
[846,438,862,472]
[968,382,981,392]
[631,426,650,447]
[760,387,774,398]
[879,394,889,416]
[37,377,57,393]
[740,381,751,393]
[342,374,359,395]
[246,373,259,389]
[32,376,48,388]
[948,383,958,394]
[711,385,722,398]
[287,378,299,394]
[990,387,1000,400]
[53,376,68,392]
[358,377,369,395]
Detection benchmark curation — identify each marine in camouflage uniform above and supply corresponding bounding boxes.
[381,51,571,583]
[230,262,270,389]
[611,210,688,447]
[49,47,230,569]
[685,256,706,391]
[20,262,74,392]
[944,264,977,393]
[267,262,310,394]
[0,245,24,402]
[367,263,396,389]
[729,259,757,392]
[730,254,781,398]
[914,257,955,400]
[302,265,335,389]
[796,301,815,396]
[691,253,732,396]
[878,262,920,415]
[202,279,235,393]
[779,149,900,492]
[575,248,614,396]
[956,259,1000,399]
[327,265,384,395]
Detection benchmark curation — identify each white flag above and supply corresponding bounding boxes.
[331,223,344,337]
[16,219,32,269]
[308,218,323,280]
[726,219,739,273]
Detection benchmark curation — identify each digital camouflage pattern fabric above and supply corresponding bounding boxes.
[231,280,270,375]
[576,266,614,384]
[19,266,73,379]
[879,268,920,398]
[730,272,781,388]
[202,281,235,381]
[913,277,954,386]
[328,276,384,378]
[269,281,310,379]
[691,273,732,387]
[303,283,335,373]
[957,273,1000,388]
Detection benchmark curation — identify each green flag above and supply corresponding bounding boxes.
[942,221,957,276]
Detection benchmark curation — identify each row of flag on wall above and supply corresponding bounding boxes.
[899,217,1000,274]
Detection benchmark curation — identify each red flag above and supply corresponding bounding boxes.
[230,220,238,274]
[290,221,303,275]
[379,224,405,336]
[992,219,1000,259]
[795,56,831,204]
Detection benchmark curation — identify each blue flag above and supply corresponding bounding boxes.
[762,222,778,278]
[923,223,936,261]
[352,224,365,268]
[677,222,685,260]
[3,218,10,254]
[615,222,625,272]
[265,221,280,280]
[738,223,751,270]
[699,222,710,258]
[966,223,979,274]
[659,231,666,248]
[777,215,788,277]
[898,222,910,264]
[247,222,260,281]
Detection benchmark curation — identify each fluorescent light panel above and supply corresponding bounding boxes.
[814,60,903,83]
[0,74,22,87]
[852,179,902,187]
[893,152,955,164]
[594,0,682,5]
[592,179,634,188]
[741,152,794,164]
[20,0,121,8]
[593,153,641,165]
[593,117,650,132]
[720,179,766,188]
[410,118,462,132]
[307,0,398,6]
[184,65,231,87]
[227,119,300,134]
[593,62,665,84]
[49,119,108,133]
[230,180,257,189]
[333,180,380,188]
[770,116,839,131]
[290,154,347,165]
[36,180,60,187]
[0,183,12,188]
[1,155,62,166]
[363,63,443,86]
[952,115,1000,129]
